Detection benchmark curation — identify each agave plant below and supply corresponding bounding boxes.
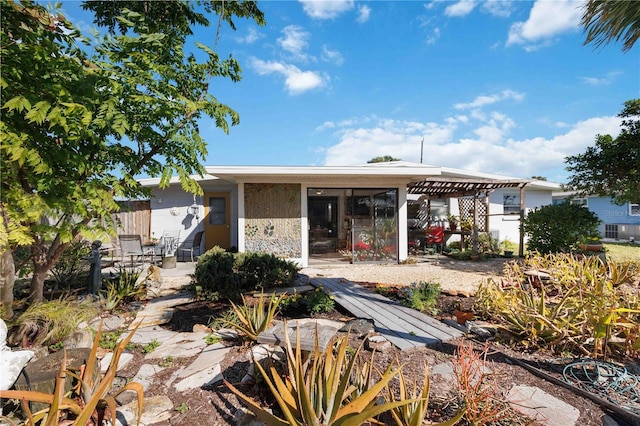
[226,292,284,341]
[0,321,144,425]
[225,324,421,426]
[384,360,464,426]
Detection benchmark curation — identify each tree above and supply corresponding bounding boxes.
[0,0,265,306]
[565,99,640,205]
[581,0,640,52]
[522,202,601,254]
[367,156,401,163]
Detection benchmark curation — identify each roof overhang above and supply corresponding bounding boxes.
[408,177,530,199]
[204,164,442,183]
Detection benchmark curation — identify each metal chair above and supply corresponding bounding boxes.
[178,231,204,262]
[118,234,155,265]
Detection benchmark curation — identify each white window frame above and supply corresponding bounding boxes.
[570,198,588,207]
[503,194,520,215]
[630,203,640,216]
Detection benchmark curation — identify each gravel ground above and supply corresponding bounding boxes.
[299,255,509,296]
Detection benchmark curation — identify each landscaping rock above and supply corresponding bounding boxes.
[143,331,209,360]
[507,385,580,426]
[234,407,268,426]
[365,334,392,351]
[339,318,375,337]
[173,363,222,391]
[100,351,134,373]
[63,330,94,349]
[193,323,212,333]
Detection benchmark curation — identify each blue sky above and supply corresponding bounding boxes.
[65,0,638,183]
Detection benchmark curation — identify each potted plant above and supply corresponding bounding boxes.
[459,217,473,232]
[500,238,516,257]
[577,232,603,252]
[446,214,459,231]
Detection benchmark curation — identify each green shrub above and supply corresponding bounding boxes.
[193,248,299,301]
[399,281,441,314]
[193,246,239,301]
[50,240,92,290]
[234,251,299,290]
[522,201,601,253]
[280,288,335,317]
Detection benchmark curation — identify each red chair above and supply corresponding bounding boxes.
[425,226,444,253]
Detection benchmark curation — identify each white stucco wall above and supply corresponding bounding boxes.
[488,188,553,243]
[148,180,238,251]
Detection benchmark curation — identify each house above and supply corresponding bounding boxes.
[552,192,640,242]
[139,162,561,266]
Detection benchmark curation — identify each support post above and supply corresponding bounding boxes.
[518,184,527,257]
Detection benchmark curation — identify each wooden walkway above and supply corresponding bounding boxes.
[312,277,464,350]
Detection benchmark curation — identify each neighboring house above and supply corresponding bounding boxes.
[139,162,560,266]
[552,192,640,242]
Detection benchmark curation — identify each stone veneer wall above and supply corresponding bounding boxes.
[244,183,302,257]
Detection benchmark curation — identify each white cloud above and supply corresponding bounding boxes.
[251,59,328,95]
[278,25,311,62]
[426,27,441,45]
[454,89,525,110]
[507,0,582,49]
[319,113,621,182]
[299,0,354,19]
[482,0,513,17]
[357,5,371,23]
[321,45,344,65]
[445,0,476,17]
[580,70,623,86]
[235,27,263,44]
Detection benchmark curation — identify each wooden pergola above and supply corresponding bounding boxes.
[408,177,530,257]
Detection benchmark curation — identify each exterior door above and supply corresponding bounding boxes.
[204,192,230,250]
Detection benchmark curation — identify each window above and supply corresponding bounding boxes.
[570,198,588,207]
[503,194,520,214]
[630,203,640,216]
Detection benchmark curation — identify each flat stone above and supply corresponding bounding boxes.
[257,319,343,352]
[213,328,240,340]
[339,318,375,337]
[126,327,178,345]
[131,363,166,392]
[365,335,392,351]
[128,309,174,329]
[118,394,173,425]
[430,361,456,383]
[177,343,232,378]
[193,324,211,333]
[507,385,579,426]
[144,331,209,360]
[88,315,126,332]
[144,291,195,309]
[173,363,222,391]
[100,351,134,373]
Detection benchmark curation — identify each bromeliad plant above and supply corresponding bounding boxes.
[225,326,422,426]
[0,321,144,426]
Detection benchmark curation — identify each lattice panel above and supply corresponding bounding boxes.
[458,196,489,232]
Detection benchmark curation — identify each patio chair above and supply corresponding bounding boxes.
[178,231,204,262]
[425,226,444,253]
[118,234,155,265]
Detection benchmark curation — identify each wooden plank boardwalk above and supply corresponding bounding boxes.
[312,277,464,350]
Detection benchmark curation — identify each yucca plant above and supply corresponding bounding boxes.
[226,292,285,341]
[384,360,464,426]
[0,321,144,426]
[225,325,421,426]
